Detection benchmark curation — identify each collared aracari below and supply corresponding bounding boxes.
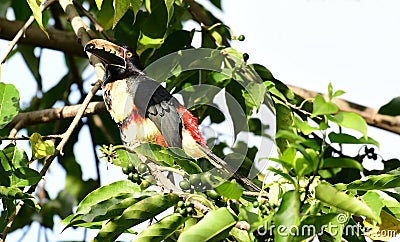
[84,39,261,192]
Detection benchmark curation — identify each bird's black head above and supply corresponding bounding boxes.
[84,39,144,85]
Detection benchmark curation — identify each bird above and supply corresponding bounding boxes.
[84,39,261,192]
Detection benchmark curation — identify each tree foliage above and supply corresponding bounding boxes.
[0,0,400,241]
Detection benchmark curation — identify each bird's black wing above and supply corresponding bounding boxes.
[126,75,183,148]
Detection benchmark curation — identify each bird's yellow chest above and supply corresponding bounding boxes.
[102,80,133,123]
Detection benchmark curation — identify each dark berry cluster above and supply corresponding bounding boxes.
[179,172,219,192]
[122,163,155,188]
[175,200,195,217]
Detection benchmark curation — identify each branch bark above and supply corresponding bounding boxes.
[8,101,106,128]
[0,17,85,57]
[288,85,400,135]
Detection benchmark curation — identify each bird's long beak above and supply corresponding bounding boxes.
[84,39,127,68]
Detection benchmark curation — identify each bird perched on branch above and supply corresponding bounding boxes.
[84,39,261,191]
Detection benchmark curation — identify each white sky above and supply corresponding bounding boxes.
[2,0,400,241]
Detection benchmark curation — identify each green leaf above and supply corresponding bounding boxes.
[376,191,400,219]
[328,132,379,147]
[294,213,342,241]
[174,158,202,174]
[96,0,114,30]
[0,185,32,199]
[131,0,143,16]
[293,145,319,177]
[274,190,300,242]
[322,157,363,171]
[238,205,260,228]
[66,194,153,229]
[74,180,140,215]
[215,181,244,200]
[275,130,306,144]
[379,96,400,116]
[315,183,380,223]
[29,133,55,160]
[138,0,168,50]
[345,174,400,191]
[327,83,345,99]
[134,143,174,166]
[267,167,296,185]
[10,167,41,187]
[230,227,252,242]
[275,103,295,154]
[328,112,368,138]
[1,144,29,170]
[312,94,338,117]
[95,0,103,10]
[0,82,19,128]
[133,213,186,242]
[26,0,48,36]
[178,207,237,242]
[293,116,319,135]
[333,90,345,98]
[110,148,142,168]
[242,81,267,112]
[362,191,384,221]
[328,83,333,99]
[95,193,179,241]
[113,0,131,28]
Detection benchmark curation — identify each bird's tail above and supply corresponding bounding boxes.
[196,144,261,192]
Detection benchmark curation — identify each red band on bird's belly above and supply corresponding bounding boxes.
[178,106,207,147]
[120,106,143,128]
[121,106,169,147]
[154,132,168,147]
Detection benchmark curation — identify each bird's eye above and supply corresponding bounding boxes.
[126,51,133,58]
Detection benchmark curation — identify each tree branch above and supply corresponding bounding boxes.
[0,17,85,57]
[288,85,400,135]
[8,101,106,128]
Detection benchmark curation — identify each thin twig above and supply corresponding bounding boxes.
[72,0,115,42]
[0,0,57,64]
[0,134,64,141]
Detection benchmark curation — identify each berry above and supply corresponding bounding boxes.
[127,163,134,172]
[177,201,184,208]
[138,163,148,173]
[144,174,156,184]
[132,173,140,182]
[177,207,187,216]
[179,180,190,190]
[140,180,152,189]
[206,190,219,200]
[186,207,193,215]
[184,201,192,208]
[243,53,249,61]
[253,201,259,208]
[189,174,201,185]
[122,167,130,175]
[237,35,245,41]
